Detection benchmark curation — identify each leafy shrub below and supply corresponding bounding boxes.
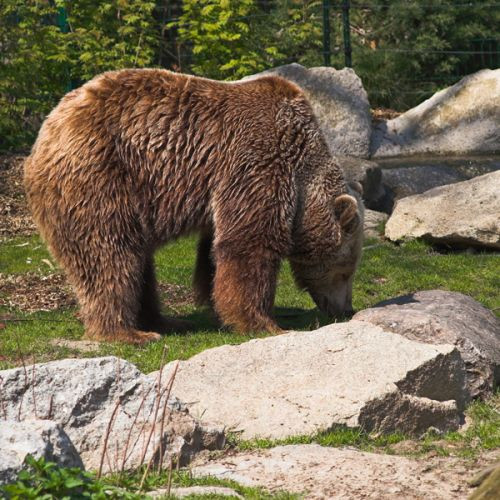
[0,0,156,152]
[0,455,141,500]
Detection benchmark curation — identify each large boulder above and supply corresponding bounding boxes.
[385,171,500,249]
[151,321,468,439]
[0,357,225,473]
[0,419,83,485]
[245,63,372,158]
[371,69,500,157]
[354,291,500,399]
[192,444,473,499]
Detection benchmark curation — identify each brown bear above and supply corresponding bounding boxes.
[24,69,363,344]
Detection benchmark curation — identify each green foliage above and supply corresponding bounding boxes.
[346,0,500,108]
[0,0,157,152]
[0,455,140,499]
[1,0,498,151]
[172,0,278,79]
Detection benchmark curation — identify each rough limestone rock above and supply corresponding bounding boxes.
[469,464,500,500]
[371,69,500,157]
[149,486,243,498]
[245,63,372,158]
[385,171,500,249]
[364,209,388,239]
[335,155,385,209]
[0,419,83,485]
[192,444,472,499]
[354,291,500,399]
[0,357,224,473]
[151,321,468,439]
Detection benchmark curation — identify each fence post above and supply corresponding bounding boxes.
[322,0,331,66]
[342,0,352,67]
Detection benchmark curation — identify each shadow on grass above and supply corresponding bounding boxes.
[171,305,338,335]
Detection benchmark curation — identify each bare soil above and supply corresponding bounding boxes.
[0,154,36,238]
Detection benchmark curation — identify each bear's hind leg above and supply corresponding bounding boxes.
[137,255,194,333]
[212,250,283,334]
[66,245,161,345]
[193,230,216,306]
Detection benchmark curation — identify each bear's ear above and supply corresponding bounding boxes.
[334,194,359,231]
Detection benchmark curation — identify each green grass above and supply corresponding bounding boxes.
[0,235,53,275]
[1,234,498,372]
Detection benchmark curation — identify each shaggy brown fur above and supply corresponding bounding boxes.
[24,69,362,344]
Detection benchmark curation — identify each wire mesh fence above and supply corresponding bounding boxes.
[1,0,499,151]
[157,0,499,109]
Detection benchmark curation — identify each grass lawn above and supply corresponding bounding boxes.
[1,234,498,374]
[1,232,499,471]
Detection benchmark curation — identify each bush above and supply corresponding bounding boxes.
[0,455,143,499]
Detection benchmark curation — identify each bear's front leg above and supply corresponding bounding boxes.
[212,248,283,334]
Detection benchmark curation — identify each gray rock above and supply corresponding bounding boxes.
[354,291,500,399]
[152,321,468,439]
[335,155,385,209]
[363,209,388,239]
[246,63,372,158]
[192,444,472,499]
[381,165,467,211]
[385,171,500,248]
[0,419,83,485]
[0,357,225,473]
[149,486,243,498]
[371,69,500,157]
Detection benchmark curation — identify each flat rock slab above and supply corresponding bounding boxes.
[385,171,500,249]
[246,63,372,158]
[0,419,83,485]
[149,486,242,498]
[354,291,500,399]
[371,69,500,157]
[0,357,224,473]
[153,321,468,439]
[192,444,472,499]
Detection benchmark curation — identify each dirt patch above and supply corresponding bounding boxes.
[192,445,499,500]
[0,272,194,314]
[158,282,195,309]
[0,273,76,313]
[48,339,101,353]
[0,154,36,239]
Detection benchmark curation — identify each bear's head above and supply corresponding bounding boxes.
[290,172,364,319]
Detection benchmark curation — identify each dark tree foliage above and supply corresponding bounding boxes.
[0,0,498,151]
